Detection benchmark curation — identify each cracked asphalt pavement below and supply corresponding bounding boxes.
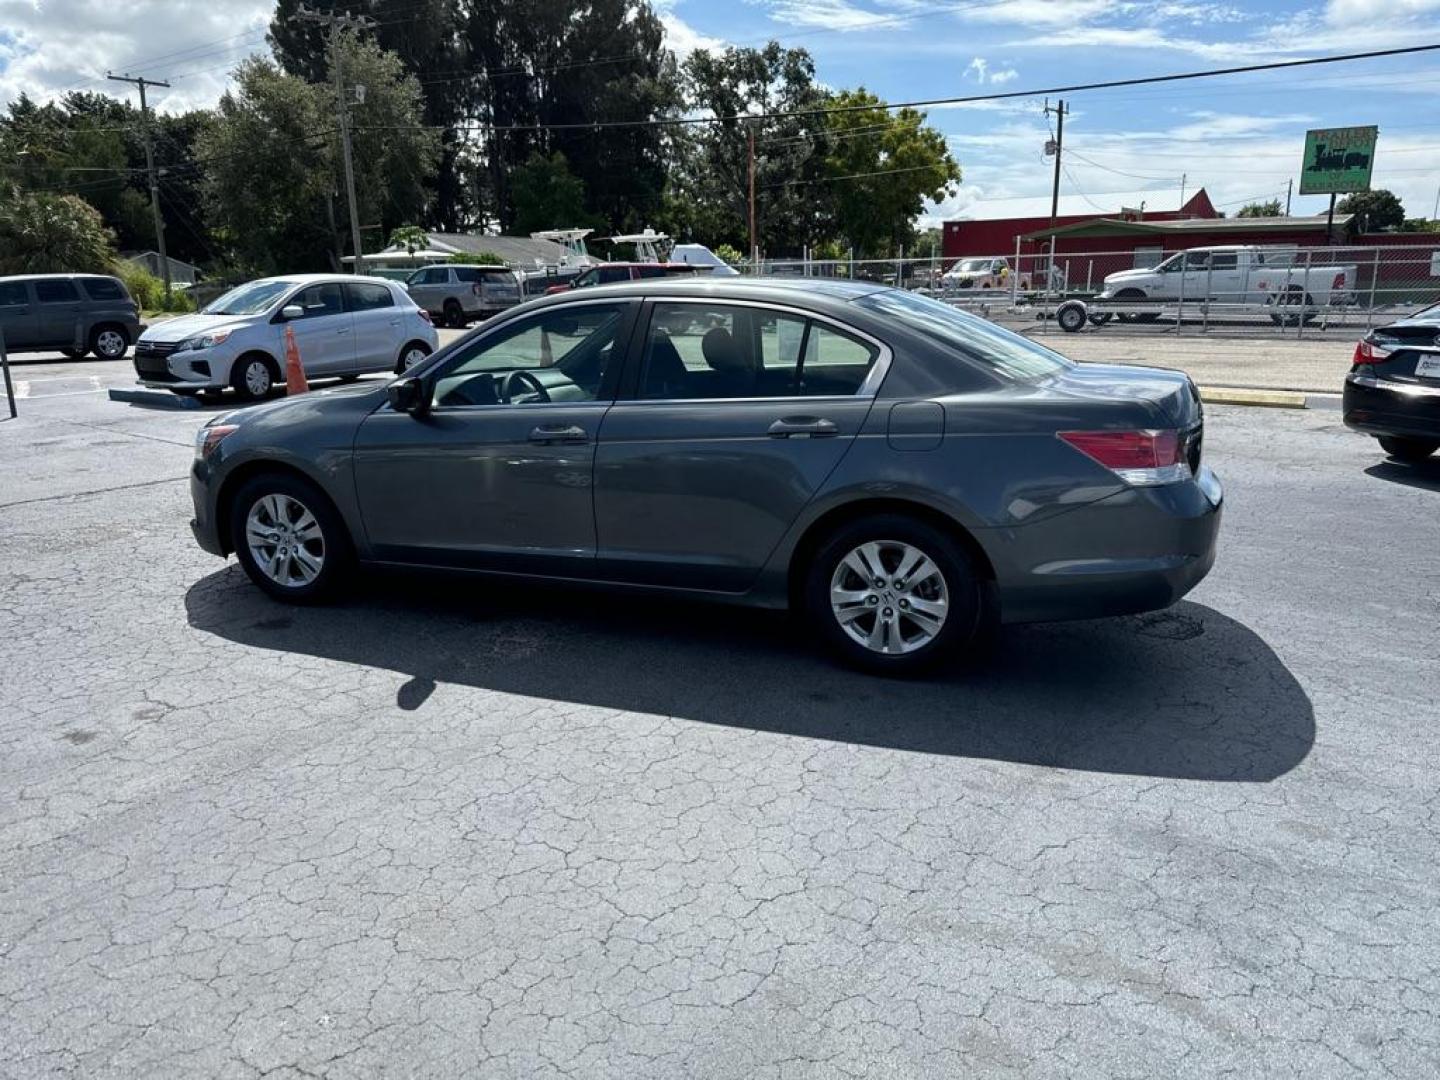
[2,357,1438,1078]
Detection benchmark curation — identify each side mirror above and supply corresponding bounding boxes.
[387,376,429,416]
[281,304,303,321]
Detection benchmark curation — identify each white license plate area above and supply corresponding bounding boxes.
[1414,353,1440,380]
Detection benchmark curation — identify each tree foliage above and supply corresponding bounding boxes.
[449,251,505,265]
[510,152,598,235]
[1338,189,1405,232]
[1236,199,1282,218]
[0,187,118,274]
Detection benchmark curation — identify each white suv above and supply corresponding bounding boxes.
[132,274,440,400]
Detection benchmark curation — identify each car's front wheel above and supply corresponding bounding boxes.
[1378,435,1440,462]
[90,325,129,360]
[804,514,982,675]
[230,353,276,401]
[230,473,350,603]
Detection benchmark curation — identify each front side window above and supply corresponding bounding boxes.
[291,283,344,319]
[205,280,289,315]
[856,289,1070,381]
[0,281,28,306]
[640,303,878,400]
[35,279,80,303]
[345,282,394,311]
[82,277,127,301]
[432,303,628,407]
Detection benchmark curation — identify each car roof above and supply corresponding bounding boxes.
[0,272,119,281]
[529,275,888,307]
[243,274,402,287]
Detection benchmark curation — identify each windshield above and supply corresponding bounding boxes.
[857,289,1072,380]
[204,281,290,316]
[956,259,991,272]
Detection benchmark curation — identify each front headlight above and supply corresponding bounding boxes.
[195,422,238,459]
[179,330,234,352]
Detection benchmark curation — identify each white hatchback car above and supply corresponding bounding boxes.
[132,274,440,400]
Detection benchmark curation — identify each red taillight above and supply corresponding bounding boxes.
[1352,339,1389,368]
[1332,271,1346,290]
[1058,429,1188,486]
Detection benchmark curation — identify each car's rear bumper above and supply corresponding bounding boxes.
[1343,374,1440,440]
[991,466,1223,624]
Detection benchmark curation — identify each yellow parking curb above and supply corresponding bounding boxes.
[1197,386,1309,409]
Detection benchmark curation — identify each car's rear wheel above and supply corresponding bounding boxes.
[396,340,432,373]
[804,514,981,675]
[60,346,89,360]
[231,353,276,401]
[443,300,465,329]
[90,325,129,360]
[230,473,350,603]
[1378,435,1440,462]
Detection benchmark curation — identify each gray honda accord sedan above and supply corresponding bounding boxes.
[189,277,1222,673]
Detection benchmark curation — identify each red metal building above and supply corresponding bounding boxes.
[942,189,1218,261]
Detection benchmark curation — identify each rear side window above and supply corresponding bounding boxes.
[411,267,449,285]
[453,267,480,283]
[0,281,28,306]
[345,282,394,311]
[636,266,668,279]
[598,266,631,284]
[1209,253,1238,270]
[81,277,127,301]
[857,289,1070,381]
[35,279,80,303]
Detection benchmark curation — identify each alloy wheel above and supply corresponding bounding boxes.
[95,330,126,358]
[245,493,325,588]
[402,347,428,371]
[830,540,949,655]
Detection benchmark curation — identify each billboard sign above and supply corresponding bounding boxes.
[1299,126,1378,195]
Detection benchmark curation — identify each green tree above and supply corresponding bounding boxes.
[449,251,505,265]
[0,188,117,274]
[388,224,431,254]
[1236,199,1282,218]
[270,0,469,229]
[1338,189,1405,232]
[510,152,597,234]
[821,90,959,257]
[201,39,437,273]
[668,43,833,255]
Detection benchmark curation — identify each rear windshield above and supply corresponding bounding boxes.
[855,289,1071,380]
[454,266,512,282]
[204,280,290,316]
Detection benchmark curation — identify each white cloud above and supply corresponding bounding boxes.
[1327,0,1440,22]
[651,0,728,55]
[0,0,271,113]
[964,56,1021,85]
[760,0,912,32]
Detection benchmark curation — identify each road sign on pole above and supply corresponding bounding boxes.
[1299,126,1378,196]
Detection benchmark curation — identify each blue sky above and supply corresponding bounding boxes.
[4,0,1440,226]
[657,0,1440,224]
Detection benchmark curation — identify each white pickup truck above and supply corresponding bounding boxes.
[1097,245,1358,322]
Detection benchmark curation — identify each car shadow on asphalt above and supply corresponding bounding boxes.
[185,568,1314,783]
[1365,459,1440,493]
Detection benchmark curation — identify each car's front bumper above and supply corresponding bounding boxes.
[134,346,230,390]
[991,466,1223,624]
[190,463,226,556]
[1343,373,1440,440]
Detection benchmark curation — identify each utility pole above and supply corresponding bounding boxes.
[1043,99,1067,282]
[1179,172,1187,209]
[1286,178,1293,216]
[748,125,757,270]
[296,5,374,275]
[107,73,171,303]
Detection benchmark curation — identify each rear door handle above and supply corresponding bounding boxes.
[528,424,588,444]
[768,416,838,439]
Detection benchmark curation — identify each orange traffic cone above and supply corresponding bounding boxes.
[284,325,309,395]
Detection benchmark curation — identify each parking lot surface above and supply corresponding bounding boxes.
[2,356,1438,1078]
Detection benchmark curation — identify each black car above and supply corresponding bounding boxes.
[1345,306,1440,461]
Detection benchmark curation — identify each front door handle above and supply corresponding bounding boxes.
[528,424,588,444]
[768,416,838,439]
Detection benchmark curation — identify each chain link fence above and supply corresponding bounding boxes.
[744,242,1440,340]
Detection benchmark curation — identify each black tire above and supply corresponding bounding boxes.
[1270,287,1316,326]
[803,513,982,675]
[60,346,89,360]
[230,353,277,402]
[1378,435,1439,462]
[443,300,465,329]
[395,340,433,373]
[229,472,351,604]
[337,374,361,383]
[1088,312,1113,326]
[1057,302,1087,333]
[1113,289,1151,324]
[89,324,129,360]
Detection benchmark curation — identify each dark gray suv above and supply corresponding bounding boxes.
[189,278,1222,673]
[0,274,143,360]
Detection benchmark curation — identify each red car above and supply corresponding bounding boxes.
[544,262,697,295]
